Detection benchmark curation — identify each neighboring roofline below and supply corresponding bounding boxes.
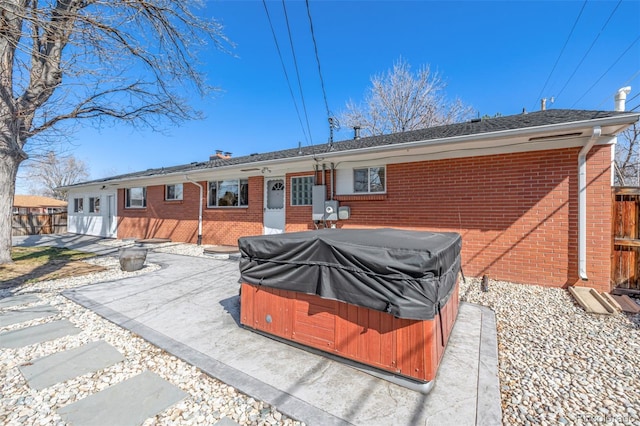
[60,111,640,190]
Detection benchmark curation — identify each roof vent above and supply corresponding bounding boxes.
[615,87,632,112]
[209,150,232,161]
[353,126,361,140]
[470,118,481,123]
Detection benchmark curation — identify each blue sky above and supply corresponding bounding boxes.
[17,0,640,191]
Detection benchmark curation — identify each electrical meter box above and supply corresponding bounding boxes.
[312,185,327,221]
[324,201,339,221]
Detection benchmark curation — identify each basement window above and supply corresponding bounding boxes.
[126,187,147,208]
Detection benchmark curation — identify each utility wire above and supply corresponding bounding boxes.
[556,0,623,101]
[532,0,587,110]
[597,69,640,108]
[571,35,640,108]
[627,92,640,104]
[281,0,314,145]
[306,0,330,120]
[261,0,311,147]
[630,103,640,112]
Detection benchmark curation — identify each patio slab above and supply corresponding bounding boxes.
[0,294,41,309]
[65,250,501,426]
[0,305,58,327]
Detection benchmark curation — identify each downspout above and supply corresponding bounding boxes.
[578,126,601,280]
[185,175,203,245]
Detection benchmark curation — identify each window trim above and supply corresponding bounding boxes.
[125,187,147,209]
[165,183,183,201]
[290,175,314,206]
[353,166,386,194]
[207,178,249,208]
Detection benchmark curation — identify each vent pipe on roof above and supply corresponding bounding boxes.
[614,87,632,112]
[353,126,361,140]
[541,98,546,111]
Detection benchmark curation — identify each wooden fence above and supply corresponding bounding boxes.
[12,212,67,236]
[612,187,640,293]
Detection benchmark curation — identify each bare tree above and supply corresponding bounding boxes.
[615,122,640,186]
[339,58,474,137]
[22,151,89,199]
[0,0,231,263]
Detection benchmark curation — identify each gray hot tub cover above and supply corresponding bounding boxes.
[238,228,461,320]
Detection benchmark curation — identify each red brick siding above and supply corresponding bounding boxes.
[117,176,264,246]
[337,146,612,291]
[117,146,613,291]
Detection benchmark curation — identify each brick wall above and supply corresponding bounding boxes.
[117,146,613,291]
[337,146,612,291]
[117,176,264,246]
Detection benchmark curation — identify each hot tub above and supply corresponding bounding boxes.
[238,228,461,392]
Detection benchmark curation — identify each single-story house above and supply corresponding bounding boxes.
[13,195,68,214]
[63,109,640,292]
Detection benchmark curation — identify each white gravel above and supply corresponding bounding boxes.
[0,243,303,426]
[460,277,640,426]
[3,240,639,425]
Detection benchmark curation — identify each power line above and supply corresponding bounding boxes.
[281,0,314,145]
[305,0,330,120]
[630,103,640,112]
[628,92,640,104]
[597,69,640,108]
[555,0,623,101]
[261,0,311,147]
[532,0,587,110]
[571,35,640,108]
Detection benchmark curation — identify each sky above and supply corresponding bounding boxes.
[16,0,640,192]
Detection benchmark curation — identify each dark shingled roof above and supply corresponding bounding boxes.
[68,109,636,187]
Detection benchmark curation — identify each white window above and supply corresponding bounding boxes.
[290,176,314,206]
[166,183,183,201]
[208,179,248,207]
[125,187,146,208]
[89,197,100,214]
[73,198,84,213]
[354,166,386,193]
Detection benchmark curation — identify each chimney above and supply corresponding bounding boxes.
[615,87,632,112]
[210,150,231,161]
[541,98,547,111]
[353,126,361,140]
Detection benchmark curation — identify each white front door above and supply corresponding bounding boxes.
[106,194,117,238]
[264,177,285,234]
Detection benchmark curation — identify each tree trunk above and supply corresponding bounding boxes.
[0,147,22,264]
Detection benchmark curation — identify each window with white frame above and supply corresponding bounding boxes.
[125,187,146,208]
[208,179,248,207]
[165,183,183,201]
[353,166,386,193]
[89,197,100,214]
[291,176,314,206]
[73,197,84,213]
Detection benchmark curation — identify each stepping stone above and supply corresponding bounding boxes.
[0,305,59,327]
[0,320,81,348]
[20,341,124,390]
[58,370,187,426]
[0,294,41,309]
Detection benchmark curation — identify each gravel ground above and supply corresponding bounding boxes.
[3,240,639,425]
[0,245,302,426]
[460,277,640,426]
